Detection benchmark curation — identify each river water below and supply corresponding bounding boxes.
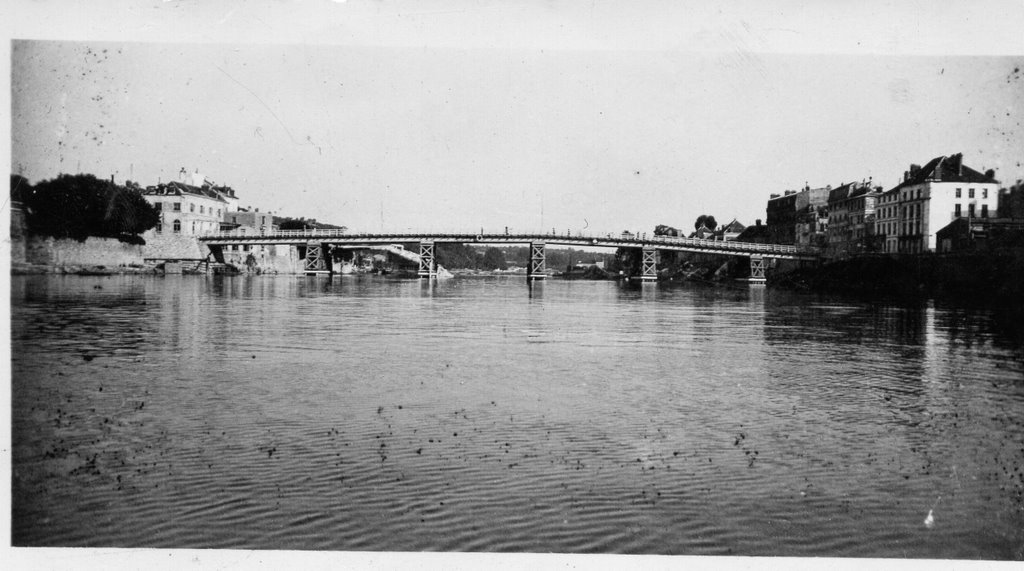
[9,274,1024,558]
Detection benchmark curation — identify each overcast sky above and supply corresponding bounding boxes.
[7,1,1024,235]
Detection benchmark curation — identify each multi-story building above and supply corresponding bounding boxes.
[220,208,280,256]
[826,180,881,256]
[876,187,901,254]
[141,169,239,237]
[223,208,276,236]
[884,153,1000,254]
[766,185,829,245]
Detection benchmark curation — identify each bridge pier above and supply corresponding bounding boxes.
[418,241,437,278]
[641,247,658,281]
[303,242,330,275]
[324,244,336,275]
[749,255,767,284]
[527,242,546,281]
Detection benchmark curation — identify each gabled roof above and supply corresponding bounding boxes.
[145,181,228,203]
[891,153,999,192]
[828,182,855,203]
[721,218,746,232]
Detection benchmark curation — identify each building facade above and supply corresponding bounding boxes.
[767,185,829,246]
[826,181,881,257]
[883,154,1000,254]
[141,170,239,237]
[876,188,901,254]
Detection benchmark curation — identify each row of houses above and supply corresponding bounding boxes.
[759,153,1023,256]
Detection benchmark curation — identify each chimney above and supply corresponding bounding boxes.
[904,170,909,182]
[909,164,921,177]
[985,168,995,180]
[951,153,964,176]
[770,193,780,199]
[756,219,762,227]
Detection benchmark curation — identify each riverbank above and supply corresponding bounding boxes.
[10,261,161,275]
[773,251,1024,303]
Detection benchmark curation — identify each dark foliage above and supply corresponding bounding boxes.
[435,244,615,271]
[480,247,508,270]
[654,224,680,237]
[21,173,159,242]
[695,214,717,231]
[10,174,31,202]
[275,216,345,230]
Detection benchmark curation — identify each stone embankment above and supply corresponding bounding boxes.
[11,236,158,275]
[10,232,305,275]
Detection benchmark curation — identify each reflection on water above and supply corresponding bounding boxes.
[10,275,1024,558]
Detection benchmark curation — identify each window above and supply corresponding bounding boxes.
[969,188,975,198]
[955,204,962,217]
[155,202,162,212]
[200,205,205,214]
[969,204,975,217]
[982,204,989,218]
[173,202,181,211]
[192,221,196,233]
[190,203,195,212]
[173,219,181,233]
[956,188,962,198]
[983,189,988,199]
[156,222,162,233]
[232,216,237,223]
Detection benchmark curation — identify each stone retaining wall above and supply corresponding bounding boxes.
[24,236,145,268]
[139,231,206,260]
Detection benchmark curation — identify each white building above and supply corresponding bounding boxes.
[881,153,1000,254]
[876,187,901,254]
[142,181,231,236]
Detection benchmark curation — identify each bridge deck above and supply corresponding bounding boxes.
[198,230,819,260]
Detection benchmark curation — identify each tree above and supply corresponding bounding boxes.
[274,216,346,230]
[10,174,31,202]
[22,173,159,242]
[480,247,508,270]
[695,215,717,231]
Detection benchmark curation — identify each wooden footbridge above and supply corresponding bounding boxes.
[199,229,820,283]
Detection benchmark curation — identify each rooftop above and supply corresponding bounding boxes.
[892,153,999,191]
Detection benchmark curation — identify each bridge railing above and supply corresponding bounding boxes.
[198,228,818,256]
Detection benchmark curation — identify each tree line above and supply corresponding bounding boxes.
[433,244,619,271]
[11,173,160,244]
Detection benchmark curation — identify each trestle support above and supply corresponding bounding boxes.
[527,242,546,281]
[303,242,330,274]
[641,247,658,281]
[749,255,767,284]
[418,241,437,278]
